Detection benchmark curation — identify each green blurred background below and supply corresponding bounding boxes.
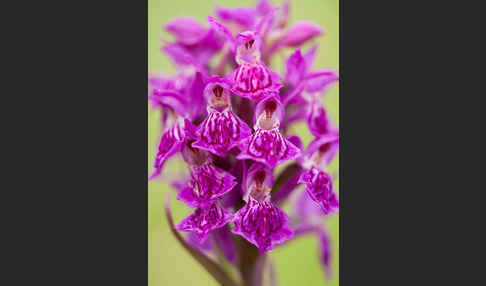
[148,0,339,285]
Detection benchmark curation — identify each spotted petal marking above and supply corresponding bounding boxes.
[177,163,237,207]
[232,199,293,252]
[192,110,252,157]
[298,167,339,214]
[237,128,300,168]
[231,63,282,101]
[176,203,233,241]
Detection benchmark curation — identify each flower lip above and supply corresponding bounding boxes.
[232,199,293,252]
[175,202,233,241]
[298,167,338,215]
[178,162,237,207]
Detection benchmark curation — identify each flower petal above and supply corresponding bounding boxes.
[231,63,282,101]
[193,109,252,156]
[237,128,300,168]
[178,163,237,207]
[304,134,340,166]
[149,90,188,118]
[307,99,331,137]
[285,48,307,87]
[207,16,235,51]
[165,17,207,46]
[298,167,339,215]
[162,43,197,67]
[303,44,318,73]
[232,199,293,252]
[149,118,196,180]
[215,6,256,28]
[280,21,324,47]
[175,202,233,241]
[304,69,339,93]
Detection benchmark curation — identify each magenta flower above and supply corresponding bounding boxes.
[175,202,233,241]
[232,164,293,252]
[230,31,283,101]
[237,95,300,168]
[151,1,339,284]
[177,142,237,208]
[177,162,237,208]
[281,47,339,132]
[149,118,197,180]
[298,166,338,214]
[233,198,293,253]
[192,77,252,156]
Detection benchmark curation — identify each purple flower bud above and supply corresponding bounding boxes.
[237,96,300,168]
[298,167,339,215]
[165,17,207,46]
[175,202,233,241]
[232,198,293,253]
[230,31,283,101]
[192,78,252,156]
[280,21,323,47]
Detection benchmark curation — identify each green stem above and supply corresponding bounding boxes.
[233,234,260,286]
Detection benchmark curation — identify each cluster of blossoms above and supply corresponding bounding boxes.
[149,0,339,284]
